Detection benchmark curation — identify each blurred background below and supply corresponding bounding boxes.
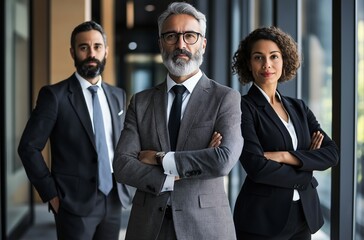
[1,0,363,239]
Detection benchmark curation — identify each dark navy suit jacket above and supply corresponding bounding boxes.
[18,74,133,216]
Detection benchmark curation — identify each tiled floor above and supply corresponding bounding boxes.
[19,204,130,240]
[20,204,330,240]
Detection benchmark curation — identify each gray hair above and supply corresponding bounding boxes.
[158,2,207,37]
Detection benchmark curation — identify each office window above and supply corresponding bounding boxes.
[356,0,364,238]
[4,0,32,236]
[300,0,332,239]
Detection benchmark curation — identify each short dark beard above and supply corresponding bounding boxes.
[74,56,106,79]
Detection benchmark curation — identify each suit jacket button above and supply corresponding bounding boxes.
[159,207,164,211]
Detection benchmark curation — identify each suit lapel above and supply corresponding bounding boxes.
[102,83,124,147]
[153,83,170,150]
[177,75,210,150]
[67,75,95,147]
[248,85,293,149]
[280,96,304,148]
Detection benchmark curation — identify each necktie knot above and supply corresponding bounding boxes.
[88,85,99,95]
[172,85,186,95]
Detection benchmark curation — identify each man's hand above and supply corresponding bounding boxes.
[209,132,222,148]
[310,131,323,150]
[49,196,59,214]
[138,150,158,165]
[138,131,222,166]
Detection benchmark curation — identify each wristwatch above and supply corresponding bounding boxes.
[155,152,166,165]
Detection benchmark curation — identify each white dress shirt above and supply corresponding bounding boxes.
[255,83,300,201]
[161,70,203,192]
[76,72,114,172]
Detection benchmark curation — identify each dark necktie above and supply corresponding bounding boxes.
[88,86,112,196]
[168,85,186,151]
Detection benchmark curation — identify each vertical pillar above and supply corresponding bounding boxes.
[331,0,356,239]
[50,0,91,84]
[101,0,116,85]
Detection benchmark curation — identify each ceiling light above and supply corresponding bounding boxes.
[128,42,137,50]
[145,4,155,12]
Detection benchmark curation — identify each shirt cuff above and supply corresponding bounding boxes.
[160,152,178,192]
[162,152,179,176]
[161,175,175,192]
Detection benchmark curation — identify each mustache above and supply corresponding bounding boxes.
[172,49,192,59]
[82,57,102,65]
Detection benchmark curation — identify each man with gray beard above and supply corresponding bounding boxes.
[113,2,243,240]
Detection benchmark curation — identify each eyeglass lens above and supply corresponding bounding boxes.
[162,32,200,45]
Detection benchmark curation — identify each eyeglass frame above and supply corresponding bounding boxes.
[160,31,204,45]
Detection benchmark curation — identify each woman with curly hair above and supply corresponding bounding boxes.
[232,26,339,240]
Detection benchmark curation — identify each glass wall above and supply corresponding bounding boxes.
[300,0,333,239]
[1,0,361,239]
[228,0,275,208]
[356,0,364,239]
[4,0,32,237]
[123,54,166,100]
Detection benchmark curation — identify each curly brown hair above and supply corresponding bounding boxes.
[232,26,300,85]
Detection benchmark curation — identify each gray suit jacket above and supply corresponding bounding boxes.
[113,74,243,240]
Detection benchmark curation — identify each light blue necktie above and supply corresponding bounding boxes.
[88,85,112,196]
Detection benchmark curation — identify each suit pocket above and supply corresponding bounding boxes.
[185,121,214,149]
[191,120,213,129]
[199,193,229,208]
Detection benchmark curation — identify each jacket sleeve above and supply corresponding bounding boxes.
[289,99,339,171]
[174,88,243,179]
[17,86,58,202]
[113,94,167,196]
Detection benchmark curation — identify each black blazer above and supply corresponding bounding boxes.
[233,84,339,237]
[18,74,132,216]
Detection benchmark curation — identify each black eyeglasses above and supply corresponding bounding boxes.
[160,31,203,45]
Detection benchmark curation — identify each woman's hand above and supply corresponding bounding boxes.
[264,151,301,166]
[264,131,324,166]
[310,131,323,150]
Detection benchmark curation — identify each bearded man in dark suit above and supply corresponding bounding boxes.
[18,21,132,240]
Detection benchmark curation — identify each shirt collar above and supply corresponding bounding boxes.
[166,70,202,94]
[254,82,282,104]
[75,72,103,90]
